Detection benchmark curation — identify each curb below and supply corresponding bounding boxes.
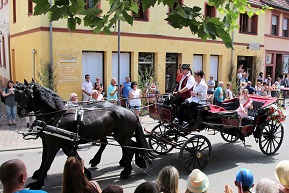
[0,145,43,152]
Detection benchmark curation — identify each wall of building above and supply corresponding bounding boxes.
[0,0,10,87]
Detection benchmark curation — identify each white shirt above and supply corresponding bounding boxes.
[129,89,141,106]
[237,73,242,80]
[188,81,208,104]
[82,81,93,94]
[97,93,104,101]
[178,73,195,91]
[225,88,233,99]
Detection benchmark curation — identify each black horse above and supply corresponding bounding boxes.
[15,80,153,190]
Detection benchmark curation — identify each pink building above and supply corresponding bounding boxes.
[263,0,289,81]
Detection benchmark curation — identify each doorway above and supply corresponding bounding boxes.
[237,56,253,81]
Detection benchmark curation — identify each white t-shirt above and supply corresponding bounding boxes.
[82,81,93,94]
[129,89,141,106]
[97,93,104,101]
[225,89,233,99]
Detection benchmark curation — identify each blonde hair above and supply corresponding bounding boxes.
[240,81,247,87]
[157,166,179,193]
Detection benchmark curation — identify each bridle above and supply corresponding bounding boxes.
[17,85,35,117]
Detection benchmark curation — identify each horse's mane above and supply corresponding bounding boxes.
[34,84,66,110]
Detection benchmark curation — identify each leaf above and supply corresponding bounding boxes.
[32,0,51,15]
[130,2,139,14]
[163,0,178,8]
[142,0,157,10]
[55,0,69,6]
[122,10,133,25]
[68,17,76,31]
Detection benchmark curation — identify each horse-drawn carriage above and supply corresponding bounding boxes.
[146,94,285,171]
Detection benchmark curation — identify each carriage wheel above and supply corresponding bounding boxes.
[259,120,284,155]
[220,131,239,143]
[148,123,176,155]
[179,135,212,171]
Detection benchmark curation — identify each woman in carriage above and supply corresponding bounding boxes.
[236,89,253,126]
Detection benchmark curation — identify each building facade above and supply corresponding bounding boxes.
[262,0,289,81]
[0,0,10,87]
[8,0,265,99]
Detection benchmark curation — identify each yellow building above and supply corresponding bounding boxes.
[8,0,265,99]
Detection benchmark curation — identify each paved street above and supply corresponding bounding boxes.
[0,103,288,193]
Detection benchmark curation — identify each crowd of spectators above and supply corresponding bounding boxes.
[2,159,289,193]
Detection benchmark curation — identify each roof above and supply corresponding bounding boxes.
[248,0,264,6]
[261,0,289,11]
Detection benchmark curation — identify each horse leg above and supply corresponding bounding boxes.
[132,140,146,169]
[27,146,60,190]
[89,138,107,167]
[32,136,47,179]
[119,140,134,179]
[119,146,127,167]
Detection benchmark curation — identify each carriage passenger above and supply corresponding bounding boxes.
[172,64,195,108]
[236,89,253,126]
[89,90,98,101]
[173,70,207,128]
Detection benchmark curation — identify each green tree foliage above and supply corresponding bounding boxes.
[36,61,58,92]
[32,0,268,48]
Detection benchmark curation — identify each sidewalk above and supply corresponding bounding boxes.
[0,104,42,152]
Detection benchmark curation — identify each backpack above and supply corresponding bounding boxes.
[1,88,7,104]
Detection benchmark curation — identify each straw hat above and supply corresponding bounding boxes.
[275,160,289,189]
[187,169,209,193]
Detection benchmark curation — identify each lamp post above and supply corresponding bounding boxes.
[117,19,121,105]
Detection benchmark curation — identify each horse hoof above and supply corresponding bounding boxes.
[89,158,100,167]
[26,180,44,190]
[120,170,131,179]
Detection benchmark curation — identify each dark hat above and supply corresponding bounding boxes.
[260,72,263,74]
[181,64,191,70]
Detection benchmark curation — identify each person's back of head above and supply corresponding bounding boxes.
[235,168,254,192]
[134,181,159,193]
[186,169,209,193]
[275,160,289,190]
[102,184,123,193]
[0,159,27,192]
[62,157,97,193]
[255,178,278,193]
[156,166,179,193]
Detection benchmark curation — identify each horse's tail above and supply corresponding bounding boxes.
[135,121,154,166]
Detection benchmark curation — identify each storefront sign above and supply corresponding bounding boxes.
[57,50,79,83]
[248,43,260,50]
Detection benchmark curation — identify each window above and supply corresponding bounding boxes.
[205,4,216,18]
[2,36,6,67]
[193,55,203,72]
[283,18,288,37]
[13,0,16,23]
[138,53,154,79]
[239,14,258,34]
[28,0,33,14]
[210,55,218,82]
[165,53,178,92]
[272,15,278,35]
[83,0,99,9]
[133,0,149,20]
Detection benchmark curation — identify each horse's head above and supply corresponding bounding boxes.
[15,80,35,118]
